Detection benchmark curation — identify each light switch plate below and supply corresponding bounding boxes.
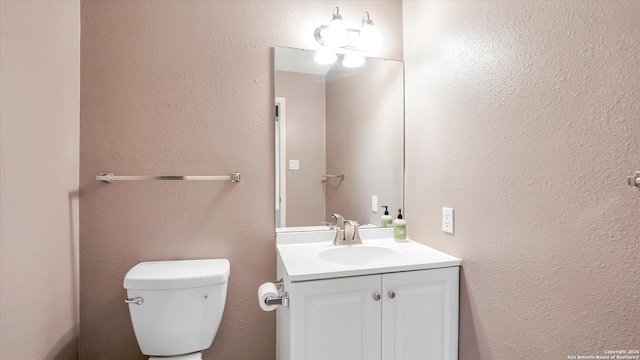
[289,160,299,170]
[372,196,378,212]
[442,207,454,234]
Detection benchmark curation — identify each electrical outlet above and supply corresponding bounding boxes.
[372,196,378,212]
[442,207,454,234]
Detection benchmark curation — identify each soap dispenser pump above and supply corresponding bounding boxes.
[381,206,392,227]
[393,209,407,242]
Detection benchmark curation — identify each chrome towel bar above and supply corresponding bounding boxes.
[97,173,241,183]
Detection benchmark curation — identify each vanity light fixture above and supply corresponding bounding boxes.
[314,47,338,65]
[313,7,380,67]
[324,7,348,48]
[358,11,380,53]
[342,53,365,68]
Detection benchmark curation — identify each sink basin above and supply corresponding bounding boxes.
[319,245,403,266]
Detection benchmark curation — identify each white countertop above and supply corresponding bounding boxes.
[276,228,461,282]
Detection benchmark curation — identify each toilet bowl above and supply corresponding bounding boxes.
[124,259,230,359]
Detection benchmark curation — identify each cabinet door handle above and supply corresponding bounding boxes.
[388,291,396,299]
[373,293,381,301]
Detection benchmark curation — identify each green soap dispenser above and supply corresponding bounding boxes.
[393,209,407,242]
[381,206,392,227]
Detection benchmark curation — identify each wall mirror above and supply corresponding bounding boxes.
[274,46,404,231]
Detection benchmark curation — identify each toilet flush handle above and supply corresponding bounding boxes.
[125,297,144,305]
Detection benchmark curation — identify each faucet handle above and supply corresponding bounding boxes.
[353,223,362,243]
[322,221,342,231]
[344,220,362,243]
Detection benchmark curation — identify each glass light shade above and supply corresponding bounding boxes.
[314,48,337,65]
[326,18,348,48]
[359,23,380,53]
[342,53,365,68]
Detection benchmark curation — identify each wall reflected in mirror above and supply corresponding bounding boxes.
[275,47,404,230]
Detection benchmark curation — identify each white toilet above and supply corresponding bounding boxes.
[123,259,230,360]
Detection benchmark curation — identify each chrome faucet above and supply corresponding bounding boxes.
[332,217,362,246]
[321,214,344,230]
[331,214,344,229]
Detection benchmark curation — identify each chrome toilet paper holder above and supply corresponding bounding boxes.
[265,280,289,308]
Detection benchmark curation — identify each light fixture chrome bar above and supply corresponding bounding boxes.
[97,173,241,183]
[314,25,363,51]
[322,174,344,179]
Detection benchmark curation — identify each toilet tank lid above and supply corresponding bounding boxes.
[123,259,230,290]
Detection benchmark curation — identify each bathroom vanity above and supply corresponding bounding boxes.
[272,46,458,359]
[275,228,461,360]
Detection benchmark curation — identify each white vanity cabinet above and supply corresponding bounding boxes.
[278,267,459,360]
[275,228,462,360]
[288,275,382,360]
[381,267,459,360]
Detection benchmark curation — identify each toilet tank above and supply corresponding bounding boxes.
[124,259,230,357]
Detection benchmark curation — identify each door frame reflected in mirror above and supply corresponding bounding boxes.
[276,97,286,228]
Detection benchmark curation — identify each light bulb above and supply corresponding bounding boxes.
[324,7,348,48]
[359,23,380,53]
[342,53,365,68]
[314,48,337,65]
[326,19,347,47]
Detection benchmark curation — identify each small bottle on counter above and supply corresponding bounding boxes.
[381,206,392,227]
[393,209,407,242]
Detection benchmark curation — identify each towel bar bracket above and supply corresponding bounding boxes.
[629,171,640,190]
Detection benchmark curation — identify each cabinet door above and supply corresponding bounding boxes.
[289,275,382,360]
[382,267,459,360]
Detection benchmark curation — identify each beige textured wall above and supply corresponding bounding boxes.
[275,71,326,227]
[326,59,404,225]
[403,1,640,359]
[0,1,80,359]
[80,1,402,359]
